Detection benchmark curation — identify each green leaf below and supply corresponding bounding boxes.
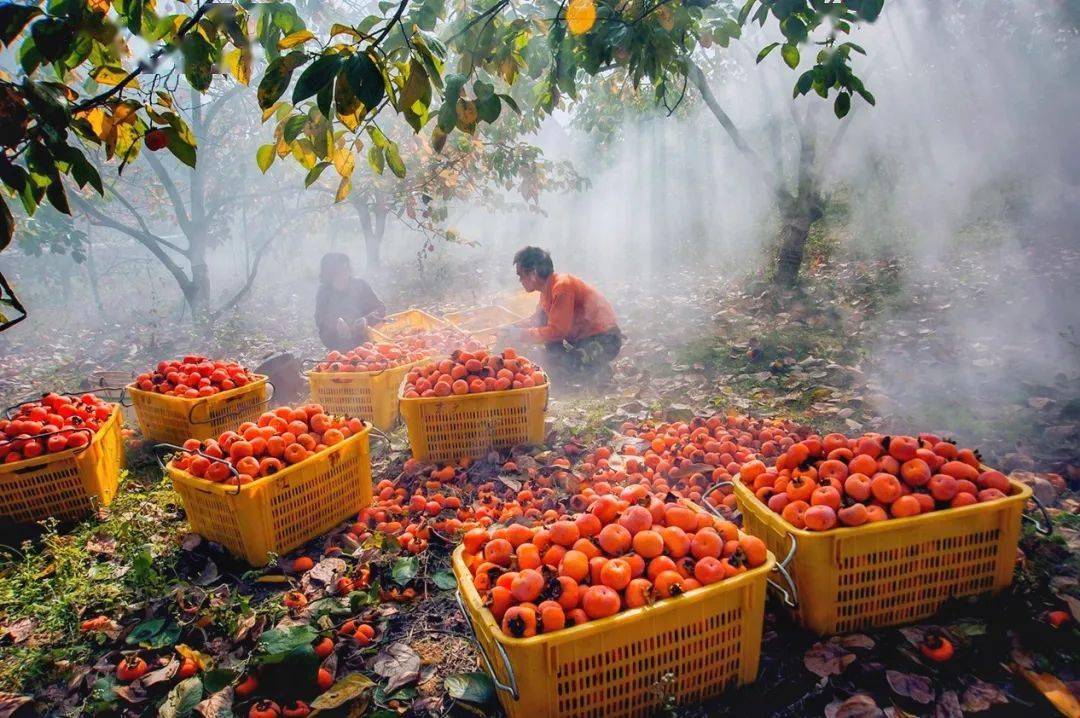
[855,86,875,106]
[31,17,74,63]
[794,70,814,97]
[336,52,384,116]
[309,674,374,714]
[385,143,405,179]
[258,52,307,109]
[256,144,276,173]
[498,94,520,114]
[399,59,431,114]
[834,91,851,118]
[367,125,389,149]
[845,42,867,55]
[367,145,384,174]
[445,672,494,705]
[432,569,456,590]
[781,44,799,69]
[0,195,12,253]
[305,161,331,187]
[391,555,417,585]
[17,36,40,75]
[859,0,884,22]
[736,0,755,25]
[255,625,318,665]
[316,79,333,120]
[158,677,202,718]
[181,33,214,92]
[476,94,500,123]
[0,3,40,46]
[165,127,196,168]
[755,42,779,64]
[125,618,180,649]
[282,114,308,143]
[293,54,343,104]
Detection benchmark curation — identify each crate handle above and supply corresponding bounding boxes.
[1022,494,1053,536]
[368,426,392,454]
[2,427,95,472]
[700,480,733,518]
[93,379,133,407]
[187,380,276,425]
[767,533,799,609]
[4,388,128,417]
[153,443,244,495]
[454,590,519,700]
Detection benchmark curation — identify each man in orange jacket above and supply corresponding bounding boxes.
[509,246,623,379]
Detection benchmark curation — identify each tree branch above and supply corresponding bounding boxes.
[687,61,793,204]
[209,236,274,319]
[104,182,189,255]
[72,1,215,113]
[372,0,410,47]
[71,195,194,294]
[143,151,193,231]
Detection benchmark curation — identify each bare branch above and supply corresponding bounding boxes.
[143,151,193,231]
[209,236,274,319]
[104,182,190,255]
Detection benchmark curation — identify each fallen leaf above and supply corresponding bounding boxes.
[1,618,34,644]
[309,673,374,715]
[140,660,179,687]
[194,686,233,718]
[193,559,220,587]
[933,690,962,718]
[1014,665,1080,718]
[886,670,935,704]
[825,693,884,718]
[961,680,1007,712]
[86,534,117,557]
[113,682,149,704]
[804,640,856,678]
[303,558,347,591]
[158,676,203,718]
[444,672,494,705]
[175,645,214,671]
[1063,594,1080,624]
[372,642,421,693]
[0,694,31,718]
[831,633,875,650]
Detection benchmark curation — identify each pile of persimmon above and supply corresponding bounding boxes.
[354,467,568,554]
[313,341,427,373]
[570,415,811,512]
[401,348,546,398]
[389,327,486,356]
[134,355,258,398]
[0,393,115,463]
[461,492,768,637]
[169,404,365,485]
[741,432,1014,530]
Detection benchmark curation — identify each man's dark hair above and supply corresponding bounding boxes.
[513,246,554,278]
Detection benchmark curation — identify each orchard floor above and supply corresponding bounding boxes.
[0,240,1078,716]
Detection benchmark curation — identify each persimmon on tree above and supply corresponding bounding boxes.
[0,0,887,288]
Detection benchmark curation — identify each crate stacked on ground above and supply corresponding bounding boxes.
[399,348,548,463]
[162,404,371,565]
[443,305,525,348]
[369,309,449,341]
[730,431,1048,635]
[307,342,431,431]
[453,493,774,718]
[0,392,125,522]
[128,356,270,445]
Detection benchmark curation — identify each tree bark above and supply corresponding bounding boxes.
[773,115,822,286]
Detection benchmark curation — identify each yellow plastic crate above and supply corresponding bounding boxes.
[307,360,425,431]
[499,290,539,319]
[0,406,125,523]
[443,305,522,348]
[165,427,372,566]
[452,540,774,718]
[369,309,448,341]
[730,474,1038,636]
[399,381,548,463]
[128,376,270,445]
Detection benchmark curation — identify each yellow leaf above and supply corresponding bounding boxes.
[332,147,355,177]
[262,102,285,123]
[566,0,596,34]
[81,108,113,140]
[1015,666,1080,718]
[88,0,111,14]
[235,48,252,85]
[254,575,289,584]
[91,65,136,88]
[335,175,351,202]
[175,644,213,671]
[279,30,315,49]
[111,101,140,125]
[330,23,361,38]
[337,108,361,132]
[291,139,317,170]
[275,136,290,158]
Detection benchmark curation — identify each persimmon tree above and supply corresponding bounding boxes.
[0,0,888,295]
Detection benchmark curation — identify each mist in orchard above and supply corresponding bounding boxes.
[2,0,1078,441]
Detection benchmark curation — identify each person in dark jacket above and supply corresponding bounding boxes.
[315,253,386,351]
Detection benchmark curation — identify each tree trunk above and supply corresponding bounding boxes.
[187,88,211,319]
[774,202,814,286]
[84,230,106,316]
